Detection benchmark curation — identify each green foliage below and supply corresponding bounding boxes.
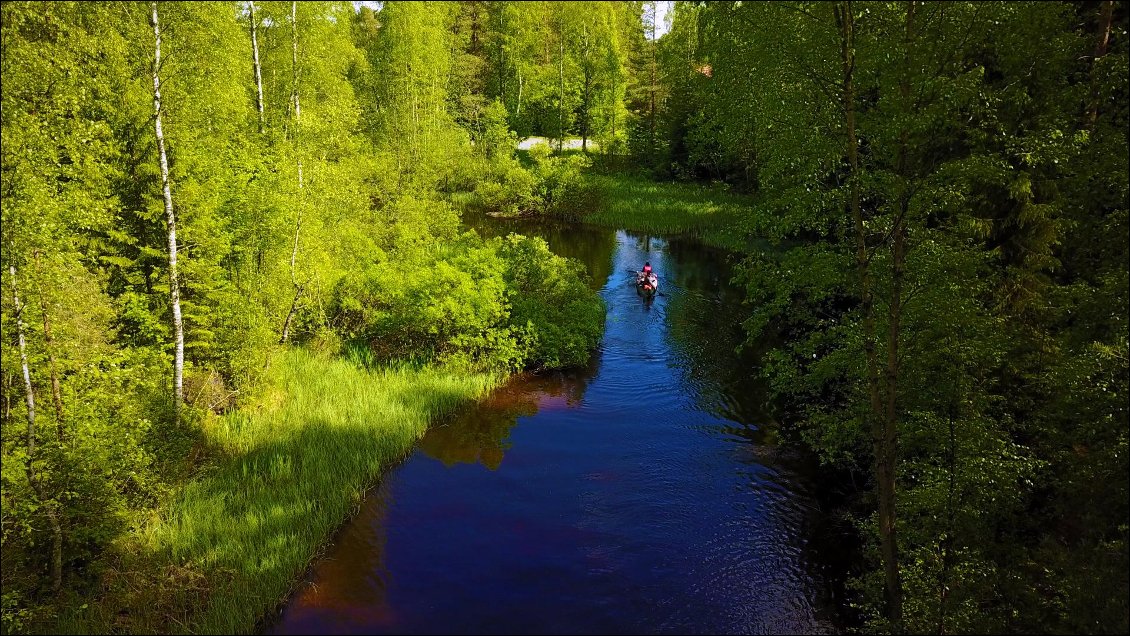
[479,98,519,161]
[331,231,603,372]
[525,144,596,218]
[473,143,596,219]
[473,156,539,216]
[2,0,1126,633]
[498,234,605,369]
[2,1,609,631]
[56,348,498,635]
[331,232,520,370]
[1,339,180,631]
[650,0,1129,632]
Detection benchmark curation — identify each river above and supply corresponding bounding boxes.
[271,219,843,634]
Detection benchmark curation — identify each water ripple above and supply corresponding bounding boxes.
[272,226,838,635]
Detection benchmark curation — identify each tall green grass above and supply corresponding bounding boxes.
[61,349,497,634]
[583,173,756,252]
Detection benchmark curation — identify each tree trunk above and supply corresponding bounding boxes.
[281,0,304,344]
[498,8,506,107]
[151,1,184,423]
[835,1,902,629]
[10,266,36,456]
[516,66,523,117]
[10,263,63,595]
[581,22,590,153]
[32,252,65,438]
[279,283,304,345]
[1086,0,1114,131]
[558,33,565,153]
[747,140,760,193]
[879,3,915,632]
[648,2,657,155]
[290,0,302,147]
[249,1,265,134]
[938,396,957,635]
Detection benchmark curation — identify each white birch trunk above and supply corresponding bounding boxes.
[249,1,265,133]
[10,263,63,593]
[150,1,184,421]
[280,0,304,344]
[10,265,37,470]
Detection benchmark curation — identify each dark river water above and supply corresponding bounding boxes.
[272,220,842,635]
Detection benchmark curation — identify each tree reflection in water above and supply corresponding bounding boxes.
[419,356,600,470]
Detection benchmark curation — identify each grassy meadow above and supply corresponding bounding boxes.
[583,173,757,252]
[59,349,498,634]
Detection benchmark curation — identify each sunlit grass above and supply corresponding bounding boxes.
[61,348,498,634]
[583,173,756,252]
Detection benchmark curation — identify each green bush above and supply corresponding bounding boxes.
[331,232,603,371]
[478,99,518,162]
[526,144,597,219]
[0,344,189,633]
[376,194,463,251]
[498,234,605,369]
[472,144,599,219]
[331,233,522,370]
[473,157,538,217]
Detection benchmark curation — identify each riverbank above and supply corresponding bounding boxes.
[582,172,757,253]
[46,172,768,635]
[58,348,498,634]
[272,223,843,635]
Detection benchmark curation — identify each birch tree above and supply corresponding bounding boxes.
[249,1,266,133]
[150,1,184,421]
[280,0,304,345]
[8,263,63,594]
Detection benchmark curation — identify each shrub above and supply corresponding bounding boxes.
[331,234,521,370]
[498,234,605,369]
[331,232,603,372]
[472,144,599,219]
[526,144,598,219]
[473,158,538,217]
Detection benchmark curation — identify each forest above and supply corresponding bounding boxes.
[1,1,1127,634]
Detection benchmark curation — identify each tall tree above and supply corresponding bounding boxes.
[1086,0,1115,131]
[878,3,917,630]
[834,2,901,624]
[8,263,63,594]
[280,0,304,345]
[150,1,184,422]
[249,1,266,134]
